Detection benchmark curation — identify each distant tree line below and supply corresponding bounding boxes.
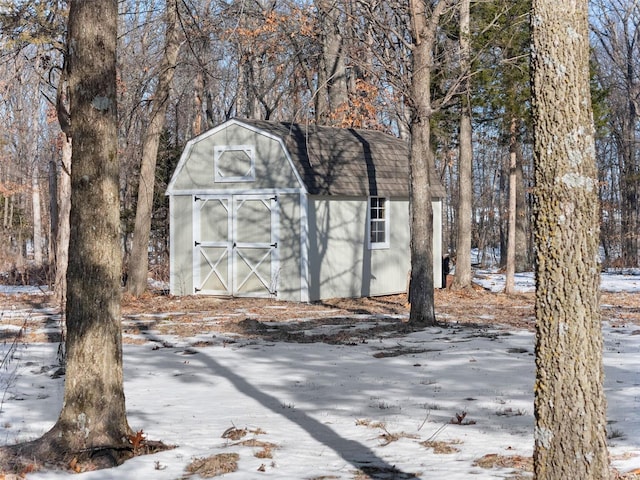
[0,0,637,293]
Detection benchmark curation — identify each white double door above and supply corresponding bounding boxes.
[193,194,279,297]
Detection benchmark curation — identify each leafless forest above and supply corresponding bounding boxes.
[0,0,638,285]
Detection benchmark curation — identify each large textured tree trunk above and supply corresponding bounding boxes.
[127,0,181,296]
[531,1,610,478]
[0,0,133,471]
[407,0,451,326]
[452,0,472,290]
[58,0,131,456]
[408,115,436,326]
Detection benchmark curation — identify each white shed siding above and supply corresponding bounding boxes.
[374,199,412,294]
[307,197,365,300]
[275,193,302,301]
[306,197,413,301]
[169,195,194,295]
[305,196,442,300]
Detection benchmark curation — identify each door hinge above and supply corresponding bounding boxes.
[194,240,201,247]
[271,242,278,248]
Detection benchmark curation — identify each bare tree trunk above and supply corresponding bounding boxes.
[2,193,8,228]
[504,118,517,294]
[31,165,43,266]
[127,0,181,296]
[54,136,72,307]
[49,158,58,261]
[192,70,204,137]
[621,128,638,265]
[408,116,436,326]
[0,0,133,471]
[531,0,610,478]
[514,143,529,271]
[407,0,452,326]
[315,56,329,123]
[317,0,349,124]
[56,0,132,456]
[452,0,472,290]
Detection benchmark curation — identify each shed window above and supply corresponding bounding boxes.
[214,145,255,182]
[369,197,389,249]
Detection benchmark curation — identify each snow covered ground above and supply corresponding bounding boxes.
[0,270,638,479]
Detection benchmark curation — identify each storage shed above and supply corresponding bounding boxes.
[166,118,445,302]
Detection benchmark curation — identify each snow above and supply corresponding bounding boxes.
[0,271,639,479]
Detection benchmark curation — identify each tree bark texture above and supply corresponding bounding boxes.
[60,0,131,454]
[531,1,610,478]
[317,0,349,124]
[452,0,472,290]
[408,115,436,326]
[407,0,446,326]
[127,0,181,296]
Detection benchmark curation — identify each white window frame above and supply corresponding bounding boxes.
[368,196,390,249]
[214,145,255,182]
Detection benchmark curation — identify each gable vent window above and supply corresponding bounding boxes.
[214,145,255,182]
[369,197,389,249]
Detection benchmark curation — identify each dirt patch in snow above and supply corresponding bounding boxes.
[0,288,638,345]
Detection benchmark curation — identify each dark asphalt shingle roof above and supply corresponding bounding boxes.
[237,118,446,198]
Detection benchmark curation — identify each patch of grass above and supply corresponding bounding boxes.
[473,453,532,472]
[221,426,246,440]
[254,446,273,459]
[421,439,462,454]
[234,439,278,459]
[355,418,386,429]
[183,453,239,478]
[355,419,419,446]
[378,429,419,446]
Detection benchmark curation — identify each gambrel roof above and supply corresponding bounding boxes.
[236,118,446,198]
